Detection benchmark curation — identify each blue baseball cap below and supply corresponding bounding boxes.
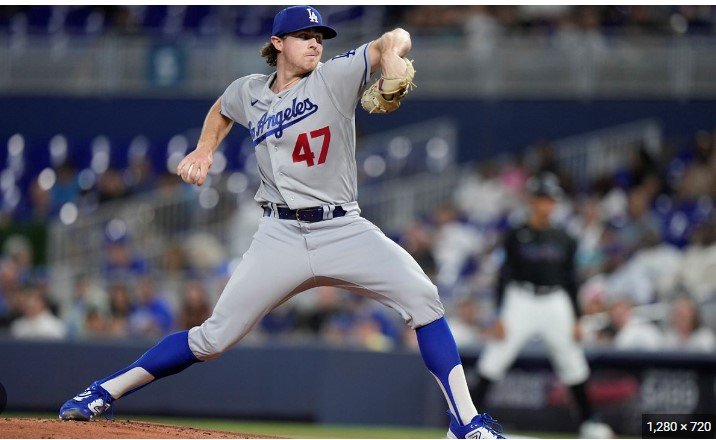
[272,6,337,40]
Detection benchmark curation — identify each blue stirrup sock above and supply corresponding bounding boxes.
[416,317,478,425]
[96,331,200,399]
[92,321,478,425]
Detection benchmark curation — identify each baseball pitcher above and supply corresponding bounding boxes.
[59,6,503,439]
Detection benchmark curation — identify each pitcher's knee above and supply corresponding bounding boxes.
[188,326,236,361]
[406,285,444,328]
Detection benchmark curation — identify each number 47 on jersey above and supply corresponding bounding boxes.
[292,126,331,167]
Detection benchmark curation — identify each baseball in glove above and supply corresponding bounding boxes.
[361,58,416,114]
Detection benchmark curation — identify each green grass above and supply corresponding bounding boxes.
[3,412,583,438]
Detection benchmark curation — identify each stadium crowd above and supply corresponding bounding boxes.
[397,5,716,38]
[1,6,715,40]
[0,123,714,354]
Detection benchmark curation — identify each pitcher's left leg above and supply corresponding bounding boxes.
[310,216,502,437]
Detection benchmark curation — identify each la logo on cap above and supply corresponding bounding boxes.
[307,7,319,23]
[271,5,337,39]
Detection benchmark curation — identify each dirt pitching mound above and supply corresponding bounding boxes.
[0,418,280,439]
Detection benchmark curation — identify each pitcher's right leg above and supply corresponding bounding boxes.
[60,217,313,420]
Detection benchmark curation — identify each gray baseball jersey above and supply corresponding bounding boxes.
[220,43,371,210]
[187,42,445,360]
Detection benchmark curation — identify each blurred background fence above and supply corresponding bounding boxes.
[2,6,716,98]
[4,35,716,99]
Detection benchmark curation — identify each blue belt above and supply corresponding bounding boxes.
[263,205,347,222]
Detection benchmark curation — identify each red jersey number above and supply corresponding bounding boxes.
[292,126,331,167]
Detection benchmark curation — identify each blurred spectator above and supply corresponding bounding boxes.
[666,219,716,303]
[608,299,662,350]
[353,312,394,352]
[659,132,716,248]
[229,194,264,259]
[447,298,482,348]
[183,232,228,273]
[83,307,112,337]
[107,282,134,337]
[51,162,81,212]
[62,274,109,338]
[125,153,157,195]
[453,161,516,225]
[97,167,128,203]
[158,242,190,312]
[594,222,630,278]
[152,172,192,235]
[400,220,437,280]
[663,296,716,352]
[297,285,343,335]
[27,179,53,221]
[606,231,682,305]
[103,234,146,280]
[577,277,613,348]
[128,277,173,338]
[595,175,629,225]
[610,187,662,257]
[497,153,529,195]
[10,286,67,339]
[162,243,189,275]
[659,195,713,249]
[178,279,211,330]
[676,130,715,201]
[0,259,24,329]
[432,203,485,293]
[321,313,353,347]
[569,195,606,280]
[318,295,400,351]
[2,235,34,285]
[615,144,660,191]
[360,300,402,346]
[530,140,566,184]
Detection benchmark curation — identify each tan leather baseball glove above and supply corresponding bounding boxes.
[361,58,415,114]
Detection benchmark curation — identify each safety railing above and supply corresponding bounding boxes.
[3,34,716,98]
[526,119,663,188]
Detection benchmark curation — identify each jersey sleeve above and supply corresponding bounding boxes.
[317,42,372,117]
[219,76,252,128]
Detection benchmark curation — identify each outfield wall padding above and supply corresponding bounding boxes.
[0,338,713,435]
